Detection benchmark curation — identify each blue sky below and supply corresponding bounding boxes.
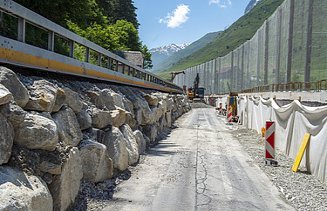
[134,0,250,49]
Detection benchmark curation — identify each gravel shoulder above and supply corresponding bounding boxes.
[229,119,327,211]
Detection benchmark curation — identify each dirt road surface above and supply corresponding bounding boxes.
[103,108,294,211]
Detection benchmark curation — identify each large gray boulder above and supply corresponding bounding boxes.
[25,80,58,112]
[79,140,113,182]
[103,127,129,171]
[153,107,164,122]
[52,88,66,112]
[52,106,82,147]
[91,108,113,129]
[158,99,168,114]
[158,116,167,133]
[167,97,174,111]
[14,113,59,151]
[91,108,126,129]
[111,91,125,109]
[111,108,127,128]
[0,84,13,105]
[133,130,147,154]
[123,97,134,114]
[63,87,83,113]
[135,99,156,125]
[166,111,172,128]
[135,109,143,125]
[49,147,83,211]
[120,124,139,165]
[87,89,115,110]
[0,166,53,211]
[0,66,29,107]
[76,105,92,131]
[144,94,159,107]
[143,124,158,144]
[100,89,118,110]
[0,113,14,165]
[125,112,137,130]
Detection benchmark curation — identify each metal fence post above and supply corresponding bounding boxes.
[264,20,269,85]
[231,51,234,91]
[286,0,295,83]
[276,7,282,84]
[241,45,245,91]
[304,0,314,86]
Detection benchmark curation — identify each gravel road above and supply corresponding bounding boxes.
[74,107,326,211]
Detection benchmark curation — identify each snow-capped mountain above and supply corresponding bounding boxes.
[245,0,261,14]
[150,44,189,71]
[150,43,189,56]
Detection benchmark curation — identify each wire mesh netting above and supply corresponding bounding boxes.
[173,0,326,93]
[311,0,327,83]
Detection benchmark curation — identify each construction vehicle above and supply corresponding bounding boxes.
[170,71,185,82]
[187,73,205,102]
[226,82,238,122]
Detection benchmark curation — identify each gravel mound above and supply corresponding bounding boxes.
[232,127,327,211]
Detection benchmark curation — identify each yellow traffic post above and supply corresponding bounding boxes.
[292,133,311,172]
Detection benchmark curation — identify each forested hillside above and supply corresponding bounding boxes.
[15,0,152,68]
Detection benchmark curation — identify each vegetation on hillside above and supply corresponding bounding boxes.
[159,0,284,78]
[14,0,152,69]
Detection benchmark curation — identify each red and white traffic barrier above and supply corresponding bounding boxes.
[227,106,233,123]
[265,121,278,166]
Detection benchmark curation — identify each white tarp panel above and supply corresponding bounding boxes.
[216,96,228,109]
[238,96,327,183]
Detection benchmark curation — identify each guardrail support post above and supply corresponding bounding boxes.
[97,52,101,66]
[17,17,25,42]
[48,31,54,51]
[108,57,111,69]
[85,47,89,62]
[115,60,118,71]
[69,40,74,58]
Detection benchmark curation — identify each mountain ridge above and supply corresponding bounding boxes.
[150,44,189,71]
[152,31,221,72]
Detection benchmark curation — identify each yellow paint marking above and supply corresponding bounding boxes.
[292,133,311,172]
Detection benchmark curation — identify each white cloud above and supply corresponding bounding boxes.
[209,0,232,8]
[159,4,190,28]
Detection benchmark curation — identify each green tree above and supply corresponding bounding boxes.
[140,44,153,69]
[68,20,139,51]
[15,0,105,28]
[97,0,139,29]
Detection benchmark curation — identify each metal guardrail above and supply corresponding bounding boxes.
[0,0,182,93]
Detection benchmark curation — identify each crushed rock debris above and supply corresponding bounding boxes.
[232,126,327,211]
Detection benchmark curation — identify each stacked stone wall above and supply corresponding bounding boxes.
[0,66,190,210]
